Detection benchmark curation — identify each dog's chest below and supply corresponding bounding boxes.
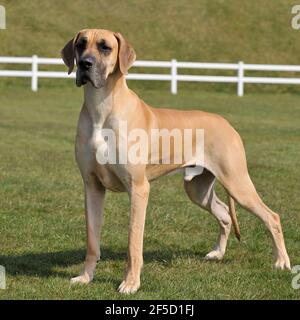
[92,127,108,157]
[89,126,126,192]
[90,117,119,161]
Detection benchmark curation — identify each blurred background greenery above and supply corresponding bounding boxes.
[1,0,300,94]
[0,0,298,63]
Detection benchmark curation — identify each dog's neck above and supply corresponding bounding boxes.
[83,72,128,128]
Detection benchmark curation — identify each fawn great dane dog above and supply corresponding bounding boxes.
[61,29,291,294]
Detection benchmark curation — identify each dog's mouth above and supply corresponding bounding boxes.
[76,70,104,89]
[76,71,94,88]
[81,74,90,86]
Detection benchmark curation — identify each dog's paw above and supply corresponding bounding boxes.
[274,256,291,270]
[118,280,140,294]
[204,250,224,261]
[70,272,92,284]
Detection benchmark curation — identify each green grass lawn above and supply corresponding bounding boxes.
[0,84,299,299]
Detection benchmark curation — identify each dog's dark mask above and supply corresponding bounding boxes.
[75,59,107,89]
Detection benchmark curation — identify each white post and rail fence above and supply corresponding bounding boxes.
[1,56,300,96]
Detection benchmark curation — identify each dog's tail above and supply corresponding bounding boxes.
[227,194,241,241]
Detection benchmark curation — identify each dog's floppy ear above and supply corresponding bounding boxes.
[114,32,136,75]
[61,34,79,74]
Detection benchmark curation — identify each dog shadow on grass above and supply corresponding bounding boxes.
[0,246,232,281]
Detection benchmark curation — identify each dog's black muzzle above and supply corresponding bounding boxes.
[76,55,105,88]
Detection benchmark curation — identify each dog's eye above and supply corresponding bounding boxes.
[98,42,111,54]
[76,40,86,50]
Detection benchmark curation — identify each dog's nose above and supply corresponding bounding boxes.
[79,56,95,71]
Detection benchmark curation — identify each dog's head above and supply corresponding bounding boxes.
[61,29,136,88]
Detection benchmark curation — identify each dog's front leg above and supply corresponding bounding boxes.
[118,178,150,294]
[71,176,106,284]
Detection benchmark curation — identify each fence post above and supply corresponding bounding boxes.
[171,59,177,94]
[31,55,38,92]
[237,61,244,96]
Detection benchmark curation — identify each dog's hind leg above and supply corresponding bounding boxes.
[184,169,233,261]
[218,169,291,269]
[210,130,291,270]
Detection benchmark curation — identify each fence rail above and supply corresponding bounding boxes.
[1,56,300,96]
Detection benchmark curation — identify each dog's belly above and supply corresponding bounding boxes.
[146,163,205,182]
[146,163,182,181]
